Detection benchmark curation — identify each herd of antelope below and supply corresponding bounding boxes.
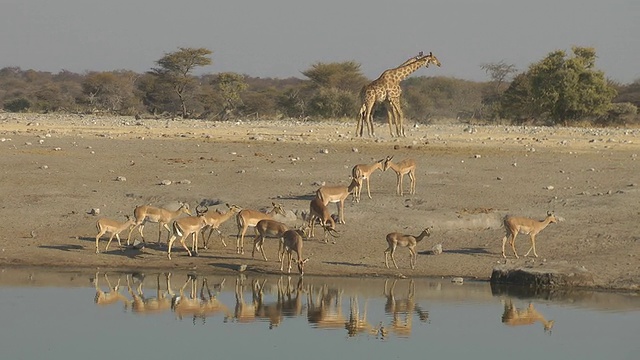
[95,152,558,274]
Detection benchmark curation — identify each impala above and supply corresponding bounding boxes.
[235,202,286,255]
[382,155,417,196]
[384,226,433,269]
[127,202,192,246]
[280,227,311,275]
[501,211,557,259]
[199,204,243,249]
[252,219,289,262]
[316,177,360,224]
[308,196,339,242]
[501,301,554,333]
[95,215,136,253]
[166,205,209,260]
[351,158,386,202]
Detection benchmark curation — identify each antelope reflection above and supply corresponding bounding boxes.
[93,271,128,307]
[126,273,174,314]
[501,300,554,333]
[307,285,346,330]
[171,274,229,324]
[345,296,372,337]
[383,279,429,338]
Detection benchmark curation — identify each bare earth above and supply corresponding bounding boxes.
[0,114,638,291]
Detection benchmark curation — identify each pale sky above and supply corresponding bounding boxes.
[1,0,639,83]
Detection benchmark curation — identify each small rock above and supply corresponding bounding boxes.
[115,176,126,182]
[159,180,172,186]
[451,277,464,284]
[89,208,100,216]
[320,148,329,154]
[545,185,554,190]
[237,264,247,272]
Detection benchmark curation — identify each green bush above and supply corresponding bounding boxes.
[3,98,31,112]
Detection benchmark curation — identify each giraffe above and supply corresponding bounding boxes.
[357,52,441,138]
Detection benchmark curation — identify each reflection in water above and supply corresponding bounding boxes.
[127,273,174,314]
[93,272,128,306]
[171,274,230,324]
[501,300,555,333]
[383,279,429,338]
[307,284,346,330]
[346,296,372,337]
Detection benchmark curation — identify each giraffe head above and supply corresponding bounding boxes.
[424,52,441,68]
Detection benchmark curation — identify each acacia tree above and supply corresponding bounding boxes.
[211,72,248,119]
[151,47,212,118]
[501,47,616,125]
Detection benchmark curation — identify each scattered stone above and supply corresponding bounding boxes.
[178,179,191,185]
[491,263,595,288]
[159,180,172,186]
[89,208,100,216]
[115,176,126,182]
[352,147,359,153]
[473,154,481,158]
[431,244,443,255]
[40,165,48,170]
[544,185,554,190]
[320,148,329,154]
[451,277,464,284]
[237,264,247,272]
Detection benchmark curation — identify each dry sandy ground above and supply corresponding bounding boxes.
[0,113,638,291]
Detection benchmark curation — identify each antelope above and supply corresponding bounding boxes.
[235,202,286,255]
[351,158,386,202]
[382,156,417,196]
[384,226,433,269]
[95,215,136,253]
[280,227,310,275]
[316,177,361,224]
[252,219,290,262]
[199,204,243,249]
[308,196,339,242]
[127,202,192,246]
[166,205,209,260]
[501,301,554,333]
[501,211,558,259]
[93,272,128,307]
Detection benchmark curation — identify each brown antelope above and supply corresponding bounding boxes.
[95,215,136,253]
[308,196,339,242]
[280,227,310,275]
[127,202,192,245]
[199,203,243,249]
[166,205,209,260]
[93,271,128,307]
[252,219,289,262]
[501,211,558,259]
[382,156,417,196]
[501,301,555,333]
[351,158,386,202]
[316,177,361,224]
[384,226,433,269]
[235,202,286,255]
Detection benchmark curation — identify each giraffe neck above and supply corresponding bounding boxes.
[385,57,430,82]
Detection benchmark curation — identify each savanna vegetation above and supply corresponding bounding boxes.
[1,46,638,126]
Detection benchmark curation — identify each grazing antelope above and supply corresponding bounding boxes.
[236,202,286,255]
[280,227,310,275]
[166,205,209,260]
[501,211,557,259]
[308,196,339,242]
[127,202,192,245]
[316,177,360,224]
[382,156,417,196]
[199,204,242,249]
[384,226,433,269]
[501,301,554,333]
[95,215,136,253]
[252,219,289,262]
[351,158,386,202]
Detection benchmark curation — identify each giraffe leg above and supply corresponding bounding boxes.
[385,101,395,137]
[389,98,404,137]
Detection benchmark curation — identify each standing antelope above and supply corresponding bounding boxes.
[199,203,243,249]
[235,202,286,255]
[316,177,360,224]
[382,156,417,196]
[127,202,192,246]
[501,211,557,259]
[351,158,386,202]
[166,205,209,260]
[95,215,136,253]
[308,196,339,242]
[384,226,433,269]
[280,227,311,275]
[252,219,290,262]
